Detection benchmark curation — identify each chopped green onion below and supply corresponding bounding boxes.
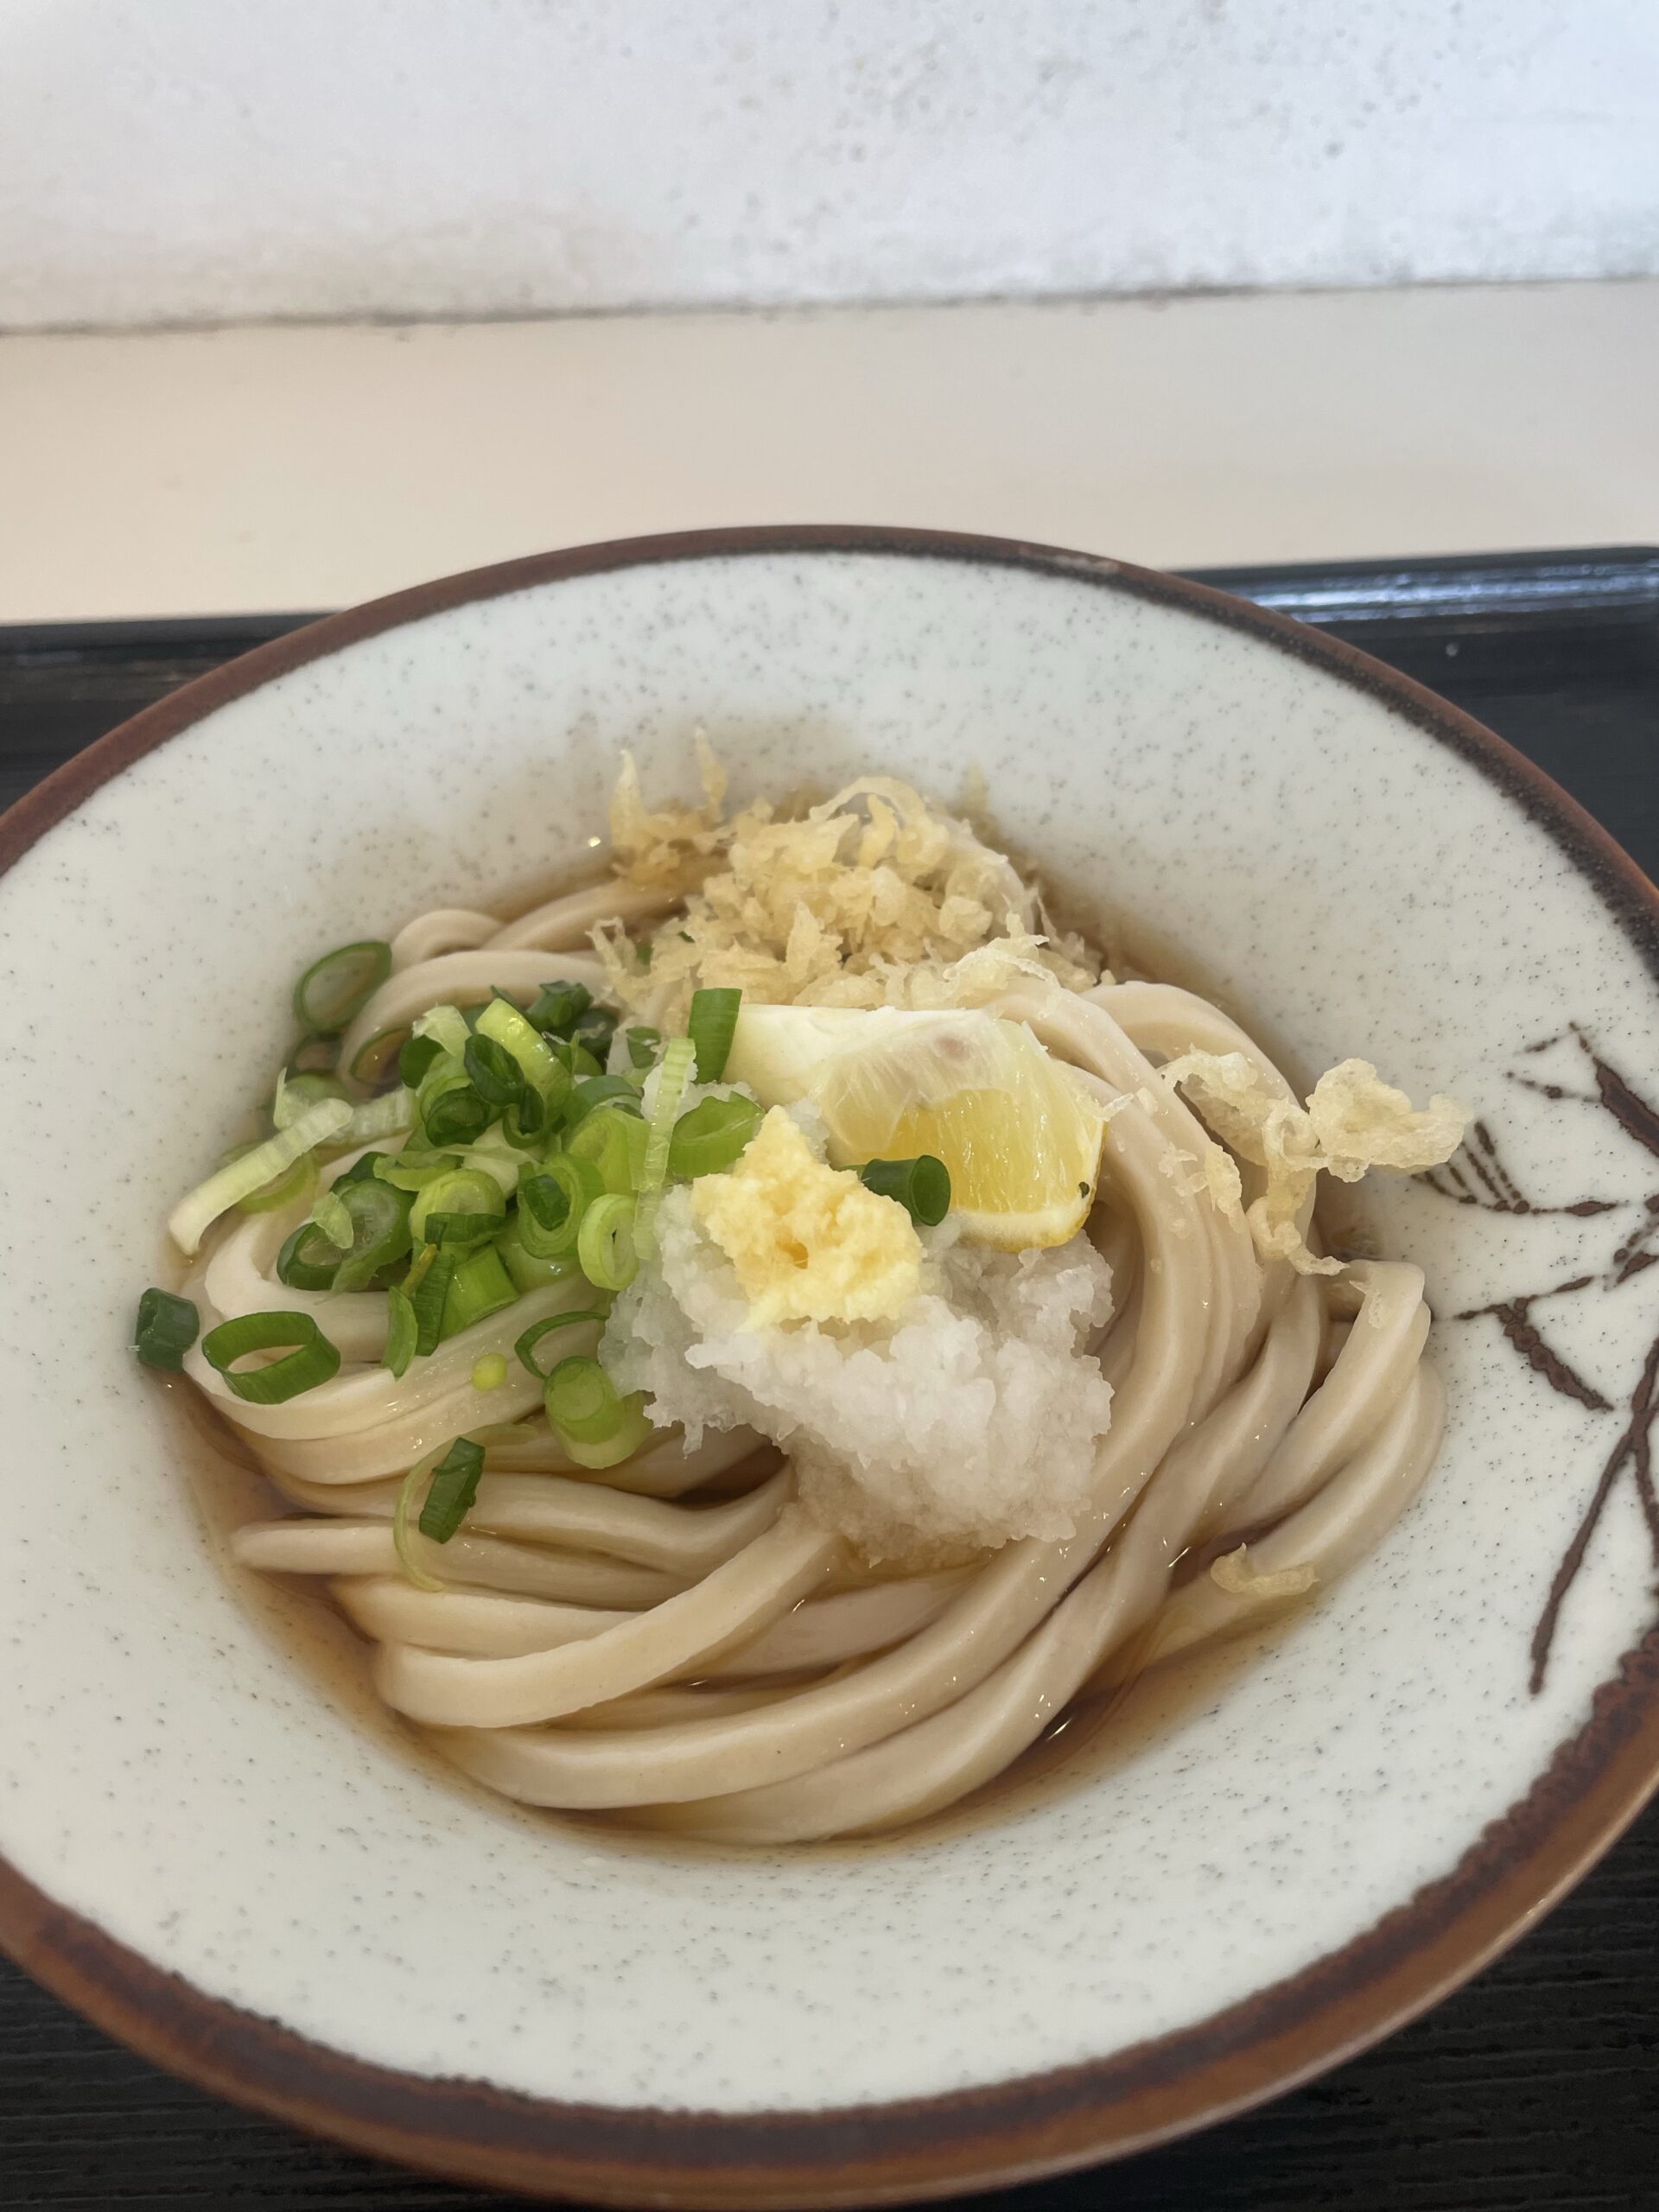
[463,1033,524,1109]
[525,980,592,1037]
[398,1033,447,1090]
[858,1154,952,1227]
[422,1077,491,1149]
[514,1307,608,1380]
[636,1034,696,1250]
[276,1220,344,1290]
[454,1127,524,1199]
[410,1166,506,1249]
[472,1351,508,1392]
[312,1187,353,1249]
[543,1355,626,1443]
[688,988,741,1082]
[201,1311,341,1403]
[518,1157,602,1258]
[499,1084,549,1149]
[567,1074,644,1125]
[225,1141,319,1216]
[393,1456,446,1590]
[544,1357,652,1467]
[272,1069,350,1130]
[641,1037,696,1195]
[383,1285,417,1376]
[560,1400,654,1470]
[277,1179,414,1294]
[372,1147,461,1192]
[572,1007,618,1060]
[134,1287,199,1371]
[293,940,392,1038]
[283,1036,338,1078]
[566,1102,648,1197]
[341,1087,416,1146]
[577,1192,639,1292]
[169,1096,353,1255]
[495,1222,582,1295]
[422,1205,506,1249]
[414,1046,462,1099]
[334,1150,388,1186]
[330,1178,416,1290]
[410,1003,471,1058]
[404,1245,458,1355]
[668,1094,763,1180]
[419,1436,486,1542]
[475,996,570,1111]
[543,1036,606,1082]
[441,1245,519,1336]
[349,1026,410,1085]
[625,1026,662,1070]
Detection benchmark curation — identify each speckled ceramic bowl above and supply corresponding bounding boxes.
[3,528,1656,2206]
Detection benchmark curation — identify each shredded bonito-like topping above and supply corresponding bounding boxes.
[607,735,730,888]
[1210,1546,1319,1599]
[1160,1052,1465,1275]
[1157,1139,1245,1218]
[597,751,1097,1029]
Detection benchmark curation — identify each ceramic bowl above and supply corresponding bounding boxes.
[3,528,1656,2207]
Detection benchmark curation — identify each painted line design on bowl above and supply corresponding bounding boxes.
[1424,1027,1659,1690]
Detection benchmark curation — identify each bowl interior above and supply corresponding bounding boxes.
[2,543,1656,2120]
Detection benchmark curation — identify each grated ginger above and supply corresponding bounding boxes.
[596,748,1098,1032]
[690,1107,922,1327]
[1160,1052,1465,1275]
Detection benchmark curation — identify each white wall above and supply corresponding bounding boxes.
[1,0,1656,331]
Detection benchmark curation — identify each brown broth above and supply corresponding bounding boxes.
[895,1609,1306,1854]
[165,1375,504,1805]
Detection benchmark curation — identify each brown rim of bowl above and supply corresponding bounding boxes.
[1,524,1656,2209]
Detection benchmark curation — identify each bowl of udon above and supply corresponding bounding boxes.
[3,526,1656,2206]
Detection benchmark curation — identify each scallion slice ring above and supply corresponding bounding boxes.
[292,940,392,1038]
[518,1158,602,1259]
[543,1356,652,1468]
[576,1192,639,1292]
[200,1311,341,1404]
[348,1025,410,1085]
[514,1308,609,1380]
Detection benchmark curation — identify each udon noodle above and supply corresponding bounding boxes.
[144,763,1461,1844]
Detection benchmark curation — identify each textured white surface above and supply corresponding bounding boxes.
[1,0,1656,329]
[2,279,1656,623]
[1,544,1655,2109]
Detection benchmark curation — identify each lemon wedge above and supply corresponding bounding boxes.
[723,1005,1106,1249]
